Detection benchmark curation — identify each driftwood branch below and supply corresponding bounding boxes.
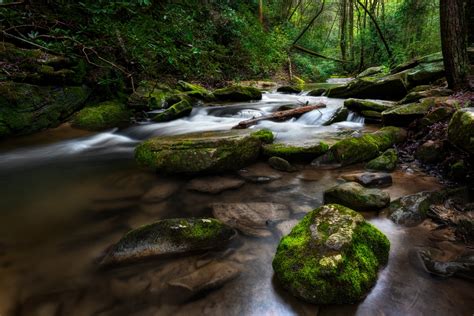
[292,45,346,63]
[232,103,326,129]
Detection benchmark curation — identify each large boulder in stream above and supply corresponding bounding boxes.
[324,182,390,211]
[71,100,130,130]
[262,141,329,161]
[101,218,237,266]
[135,129,274,174]
[448,108,474,155]
[213,85,262,102]
[314,126,406,166]
[272,204,390,304]
[344,98,395,113]
[152,96,193,122]
[381,99,433,126]
[366,148,398,172]
[0,81,90,137]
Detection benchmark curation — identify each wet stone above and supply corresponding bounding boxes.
[187,176,245,194]
[238,164,282,183]
[323,182,390,211]
[211,202,291,237]
[268,156,296,172]
[341,172,392,188]
[141,181,180,203]
[418,248,474,280]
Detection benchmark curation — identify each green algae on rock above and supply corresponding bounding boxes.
[152,96,193,122]
[323,182,390,211]
[344,98,395,113]
[177,80,215,101]
[101,218,237,266]
[262,141,329,161]
[135,129,274,174]
[366,148,398,172]
[213,85,262,102]
[381,99,433,126]
[316,127,406,166]
[272,204,390,304]
[447,108,474,155]
[71,100,129,131]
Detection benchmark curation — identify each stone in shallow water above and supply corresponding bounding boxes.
[238,163,282,183]
[211,202,290,237]
[187,176,245,194]
[268,156,296,172]
[272,204,390,304]
[389,191,440,227]
[324,182,390,211]
[366,148,398,172]
[100,218,237,266]
[418,248,474,280]
[141,181,180,203]
[168,261,241,294]
[341,172,392,188]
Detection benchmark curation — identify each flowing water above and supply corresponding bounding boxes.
[0,92,472,316]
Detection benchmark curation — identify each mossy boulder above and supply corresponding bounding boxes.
[447,108,474,155]
[135,129,274,174]
[272,204,390,304]
[389,192,442,226]
[344,98,395,113]
[366,148,398,172]
[381,100,433,126]
[277,86,302,94]
[71,100,129,130]
[101,218,236,266]
[323,107,349,125]
[404,60,445,89]
[317,127,406,166]
[152,96,193,122]
[324,182,390,211]
[307,88,326,96]
[400,87,453,104]
[262,141,329,161]
[356,66,387,78]
[177,80,215,101]
[0,81,90,137]
[128,80,178,110]
[361,110,382,122]
[213,85,262,102]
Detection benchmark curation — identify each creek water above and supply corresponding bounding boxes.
[0,91,472,316]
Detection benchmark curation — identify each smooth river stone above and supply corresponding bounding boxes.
[168,261,241,294]
[187,176,245,194]
[211,203,290,237]
[341,172,392,187]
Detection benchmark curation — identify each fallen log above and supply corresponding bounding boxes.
[232,103,326,129]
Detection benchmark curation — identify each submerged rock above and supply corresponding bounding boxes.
[341,172,392,188]
[277,86,301,94]
[101,218,236,266]
[135,129,273,174]
[366,148,398,172]
[315,126,406,166]
[187,176,245,194]
[168,261,241,294]
[388,191,441,226]
[213,85,262,102]
[324,182,390,211]
[268,156,296,172]
[272,204,390,304]
[211,202,290,237]
[448,107,474,155]
[0,81,90,137]
[262,141,329,161]
[71,100,129,130]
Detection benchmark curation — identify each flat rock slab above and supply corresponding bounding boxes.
[341,172,392,188]
[324,182,390,211]
[101,218,237,266]
[168,261,241,294]
[211,202,290,237]
[187,176,245,194]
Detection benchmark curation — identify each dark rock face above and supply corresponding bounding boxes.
[415,140,445,163]
[307,88,326,96]
[323,182,390,211]
[276,86,302,94]
[101,218,237,266]
[213,85,262,102]
[272,204,390,304]
[323,107,349,125]
[418,248,474,281]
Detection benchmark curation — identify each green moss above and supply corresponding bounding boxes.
[344,98,393,112]
[262,141,329,161]
[152,97,193,122]
[366,148,398,171]
[250,129,274,144]
[72,100,129,131]
[272,204,389,304]
[447,108,474,155]
[361,110,382,119]
[213,85,262,101]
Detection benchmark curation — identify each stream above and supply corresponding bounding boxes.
[0,91,472,316]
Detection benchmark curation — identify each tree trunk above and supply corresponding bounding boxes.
[349,0,354,61]
[468,0,474,46]
[340,0,347,61]
[440,0,469,90]
[259,0,264,25]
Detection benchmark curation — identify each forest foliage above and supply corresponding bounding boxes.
[0,0,442,89]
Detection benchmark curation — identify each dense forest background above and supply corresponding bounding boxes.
[0,0,446,90]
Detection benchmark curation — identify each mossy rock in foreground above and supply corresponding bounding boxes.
[101,218,237,266]
[213,85,262,102]
[262,141,329,161]
[71,100,130,131]
[448,107,474,155]
[135,129,274,174]
[272,204,390,304]
[366,148,398,172]
[152,97,193,122]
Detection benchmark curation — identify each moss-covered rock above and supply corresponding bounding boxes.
[361,110,382,122]
[389,191,442,226]
[400,87,453,104]
[272,204,390,304]
[152,96,193,122]
[101,218,236,266]
[177,80,215,101]
[356,66,387,78]
[405,60,445,89]
[344,98,395,113]
[307,88,326,96]
[415,140,444,163]
[366,148,398,171]
[317,127,406,166]
[71,100,129,130]
[135,129,273,174]
[0,81,90,137]
[447,108,474,155]
[262,141,329,161]
[324,182,390,211]
[213,85,262,102]
[277,86,301,94]
[381,99,433,126]
[323,107,349,125]
[128,80,178,110]
[268,156,296,172]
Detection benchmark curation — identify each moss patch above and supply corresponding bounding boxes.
[447,108,474,155]
[366,148,398,171]
[153,97,193,122]
[262,141,329,161]
[72,100,129,130]
[213,85,262,102]
[272,204,389,304]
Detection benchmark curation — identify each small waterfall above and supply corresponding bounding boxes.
[347,111,365,124]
